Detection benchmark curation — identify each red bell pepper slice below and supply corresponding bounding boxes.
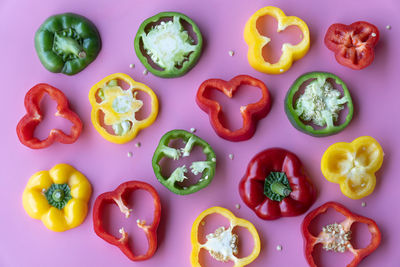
[239,148,316,220]
[196,75,271,142]
[93,181,161,261]
[324,21,379,70]
[302,202,381,267]
[16,83,82,149]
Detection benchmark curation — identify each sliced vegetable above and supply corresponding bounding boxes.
[285,72,353,137]
[88,73,158,144]
[239,148,316,220]
[134,12,203,78]
[302,202,381,267]
[196,75,271,142]
[35,13,101,75]
[17,83,82,149]
[244,6,310,74]
[22,164,92,232]
[324,21,379,70]
[190,206,260,266]
[321,136,384,199]
[152,130,216,195]
[93,181,161,261]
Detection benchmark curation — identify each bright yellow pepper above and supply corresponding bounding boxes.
[244,6,310,74]
[89,73,159,144]
[321,136,384,199]
[22,164,92,232]
[190,206,260,267]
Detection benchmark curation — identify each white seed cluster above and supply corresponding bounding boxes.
[228,50,234,57]
[322,223,352,253]
[207,227,238,262]
[228,154,234,160]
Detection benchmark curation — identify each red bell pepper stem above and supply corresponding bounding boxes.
[196,75,271,142]
[93,181,161,261]
[16,83,82,149]
[302,202,381,267]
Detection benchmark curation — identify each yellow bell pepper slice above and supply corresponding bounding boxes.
[89,73,159,144]
[321,136,384,199]
[190,206,260,267]
[244,6,310,74]
[22,164,92,232]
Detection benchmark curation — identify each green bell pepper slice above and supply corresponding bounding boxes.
[284,72,353,137]
[35,13,101,75]
[152,130,216,195]
[134,12,203,78]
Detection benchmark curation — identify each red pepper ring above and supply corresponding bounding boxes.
[196,75,271,142]
[93,181,161,261]
[301,202,381,267]
[16,83,82,149]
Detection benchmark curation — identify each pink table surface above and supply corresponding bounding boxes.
[1,0,399,266]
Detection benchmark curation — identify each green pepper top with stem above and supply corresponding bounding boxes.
[35,13,101,75]
[152,130,216,195]
[284,72,353,137]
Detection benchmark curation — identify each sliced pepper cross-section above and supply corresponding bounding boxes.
[302,202,381,267]
[152,130,216,195]
[191,206,261,267]
[196,75,271,142]
[93,180,161,261]
[244,6,310,74]
[285,72,353,137]
[134,12,203,78]
[88,73,158,144]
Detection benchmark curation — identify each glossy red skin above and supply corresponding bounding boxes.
[301,202,381,267]
[93,181,161,261]
[239,148,316,220]
[196,75,271,142]
[16,83,82,149]
[324,21,379,70]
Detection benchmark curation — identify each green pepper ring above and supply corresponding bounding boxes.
[134,12,203,78]
[152,130,216,195]
[35,13,101,75]
[284,72,354,137]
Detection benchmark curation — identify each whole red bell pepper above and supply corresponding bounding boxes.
[239,148,316,220]
[196,75,271,142]
[302,202,381,267]
[93,181,161,261]
[324,21,379,70]
[16,83,82,149]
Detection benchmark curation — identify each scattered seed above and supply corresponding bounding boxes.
[127,152,133,157]
[280,69,284,72]
[228,50,235,57]
[135,142,141,148]
[361,202,366,207]
[143,69,148,75]
[371,33,377,37]
[235,204,241,209]
[136,219,141,224]
[229,154,234,160]
[42,188,46,193]
[276,245,283,251]
[183,187,188,190]
[190,127,196,133]
[129,63,135,68]
[211,158,216,162]
[386,25,391,30]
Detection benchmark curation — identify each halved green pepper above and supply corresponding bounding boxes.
[35,13,101,75]
[152,130,216,195]
[284,72,353,137]
[134,12,203,78]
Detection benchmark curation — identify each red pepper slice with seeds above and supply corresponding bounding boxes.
[302,201,381,267]
[93,181,161,261]
[196,75,271,142]
[16,83,82,149]
[324,21,379,70]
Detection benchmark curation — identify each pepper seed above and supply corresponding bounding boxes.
[276,245,283,251]
[127,152,133,157]
[129,63,135,68]
[228,50,235,57]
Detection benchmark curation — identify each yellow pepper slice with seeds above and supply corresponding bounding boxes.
[22,164,92,232]
[321,136,384,199]
[190,206,260,266]
[244,6,310,74]
[89,73,158,144]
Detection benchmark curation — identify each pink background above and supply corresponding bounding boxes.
[1,0,399,266]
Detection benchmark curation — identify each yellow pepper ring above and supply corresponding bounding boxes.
[321,136,384,199]
[89,73,159,144]
[190,206,261,267]
[22,164,92,232]
[244,6,310,74]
